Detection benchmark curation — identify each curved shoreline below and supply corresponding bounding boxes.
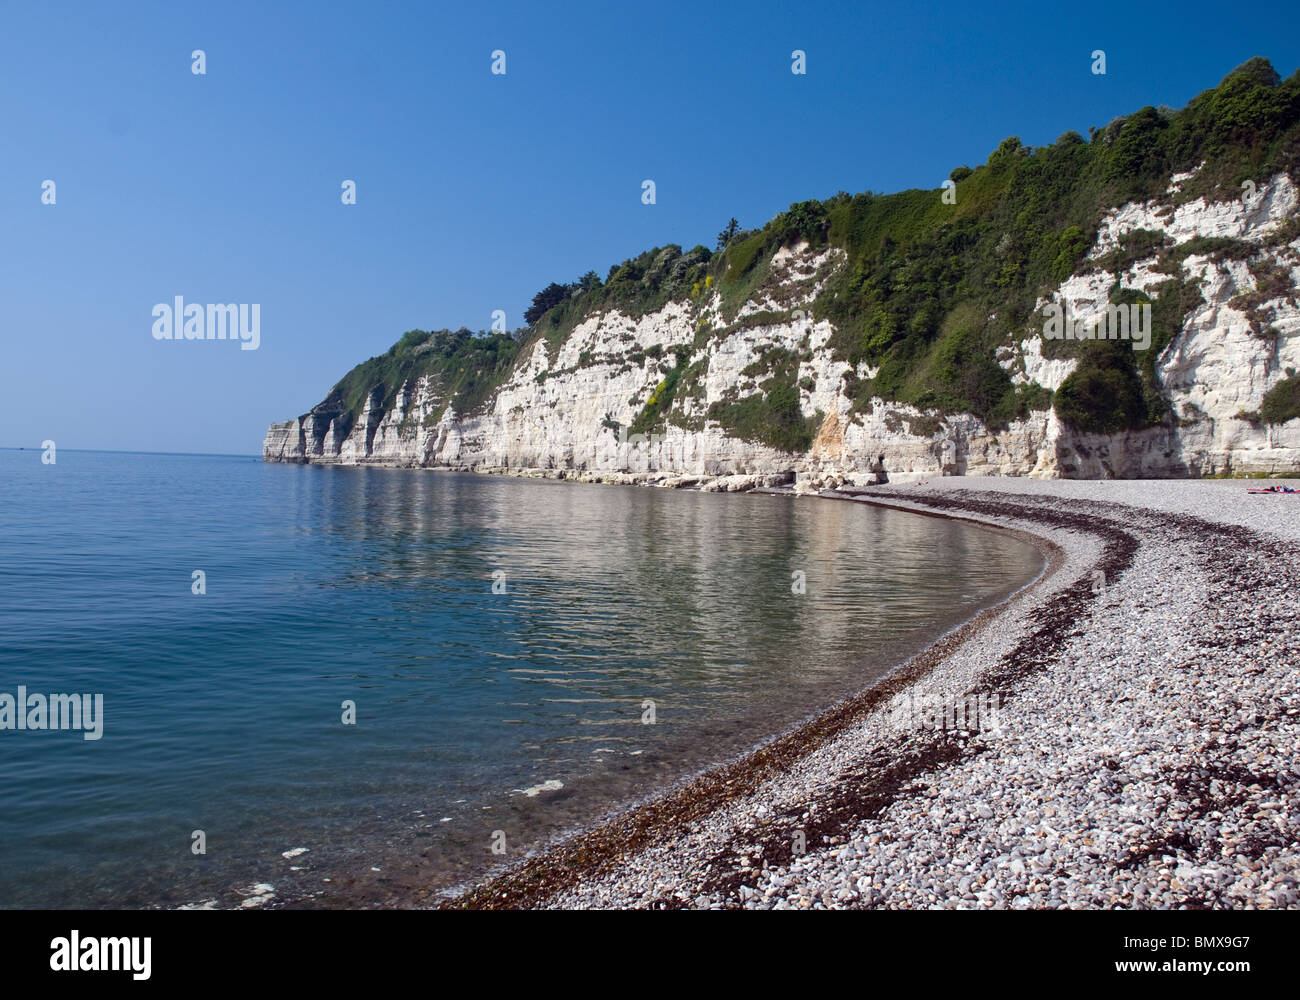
[438,492,1073,909]
[177,479,1043,912]
[441,479,1300,910]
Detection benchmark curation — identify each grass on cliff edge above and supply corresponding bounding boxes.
[311,329,522,439]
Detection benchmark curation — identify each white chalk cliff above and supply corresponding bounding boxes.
[265,170,1300,484]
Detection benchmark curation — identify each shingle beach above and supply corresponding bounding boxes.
[446,478,1300,910]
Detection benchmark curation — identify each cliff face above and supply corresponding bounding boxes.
[265,170,1300,484]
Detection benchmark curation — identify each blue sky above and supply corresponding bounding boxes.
[2,0,1298,455]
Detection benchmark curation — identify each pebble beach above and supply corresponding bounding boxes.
[446,478,1300,910]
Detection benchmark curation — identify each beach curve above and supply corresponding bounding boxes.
[436,478,1299,910]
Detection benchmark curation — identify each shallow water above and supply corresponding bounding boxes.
[0,450,1042,907]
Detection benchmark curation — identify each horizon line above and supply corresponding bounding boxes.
[0,446,261,459]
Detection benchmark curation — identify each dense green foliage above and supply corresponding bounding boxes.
[706,347,821,452]
[516,245,718,366]
[1261,375,1300,425]
[523,58,1298,434]
[320,59,1300,442]
[1053,340,1150,434]
[523,282,575,326]
[312,328,522,437]
[628,346,693,435]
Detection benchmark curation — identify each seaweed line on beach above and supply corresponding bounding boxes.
[443,486,1298,909]
[442,492,1096,909]
[684,492,1139,903]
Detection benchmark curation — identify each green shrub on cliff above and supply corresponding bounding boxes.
[1053,341,1149,434]
[1261,375,1300,425]
[706,347,819,452]
[318,328,522,436]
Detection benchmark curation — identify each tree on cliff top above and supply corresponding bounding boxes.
[524,281,574,326]
[716,218,740,251]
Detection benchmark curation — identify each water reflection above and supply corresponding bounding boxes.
[0,453,1042,907]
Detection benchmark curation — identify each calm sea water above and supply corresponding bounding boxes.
[0,449,1042,908]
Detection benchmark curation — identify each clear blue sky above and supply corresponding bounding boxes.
[3,0,1297,455]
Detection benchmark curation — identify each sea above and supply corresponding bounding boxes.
[0,449,1043,907]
